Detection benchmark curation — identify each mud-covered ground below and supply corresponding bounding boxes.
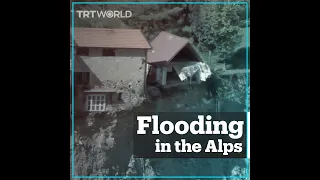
[71,85,249,180]
[71,2,250,179]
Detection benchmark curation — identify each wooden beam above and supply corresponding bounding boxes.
[162,67,167,85]
[218,69,250,76]
[213,63,226,71]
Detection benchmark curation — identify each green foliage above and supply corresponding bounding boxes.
[217,74,249,111]
[229,47,249,69]
[190,1,247,63]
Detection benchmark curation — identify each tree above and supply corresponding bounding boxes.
[190,0,247,63]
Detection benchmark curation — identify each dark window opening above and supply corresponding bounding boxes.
[167,68,180,82]
[118,93,122,101]
[187,75,197,81]
[76,47,89,56]
[109,92,124,104]
[75,72,90,86]
[103,48,115,56]
[108,93,113,104]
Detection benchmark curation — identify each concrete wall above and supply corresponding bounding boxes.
[78,49,148,112]
[80,56,147,97]
[81,56,145,84]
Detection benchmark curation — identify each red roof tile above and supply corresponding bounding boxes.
[71,27,151,49]
[147,31,189,64]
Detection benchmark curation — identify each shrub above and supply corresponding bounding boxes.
[190,0,247,63]
[217,74,250,111]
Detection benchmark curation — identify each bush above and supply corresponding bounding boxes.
[190,0,247,63]
[217,74,250,111]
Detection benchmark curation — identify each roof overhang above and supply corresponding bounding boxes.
[71,56,91,72]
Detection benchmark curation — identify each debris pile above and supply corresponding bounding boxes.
[173,62,212,82]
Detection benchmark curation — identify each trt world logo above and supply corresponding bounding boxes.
[76,10,132,18]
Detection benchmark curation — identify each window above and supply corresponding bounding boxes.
[109,92,124,104]
[75,72,90,86]
[103,48,115,56]
[118,93,122,101]
[86,94,106,111]
[77,47,89,56]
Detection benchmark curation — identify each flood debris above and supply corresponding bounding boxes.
[173,61,212,82]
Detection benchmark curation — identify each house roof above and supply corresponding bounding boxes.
[71,56,91,72]
[147,31,201,64]
[71,27,151,49]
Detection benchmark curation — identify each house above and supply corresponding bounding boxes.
[146,31,211,88]
[70,27,151,112]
